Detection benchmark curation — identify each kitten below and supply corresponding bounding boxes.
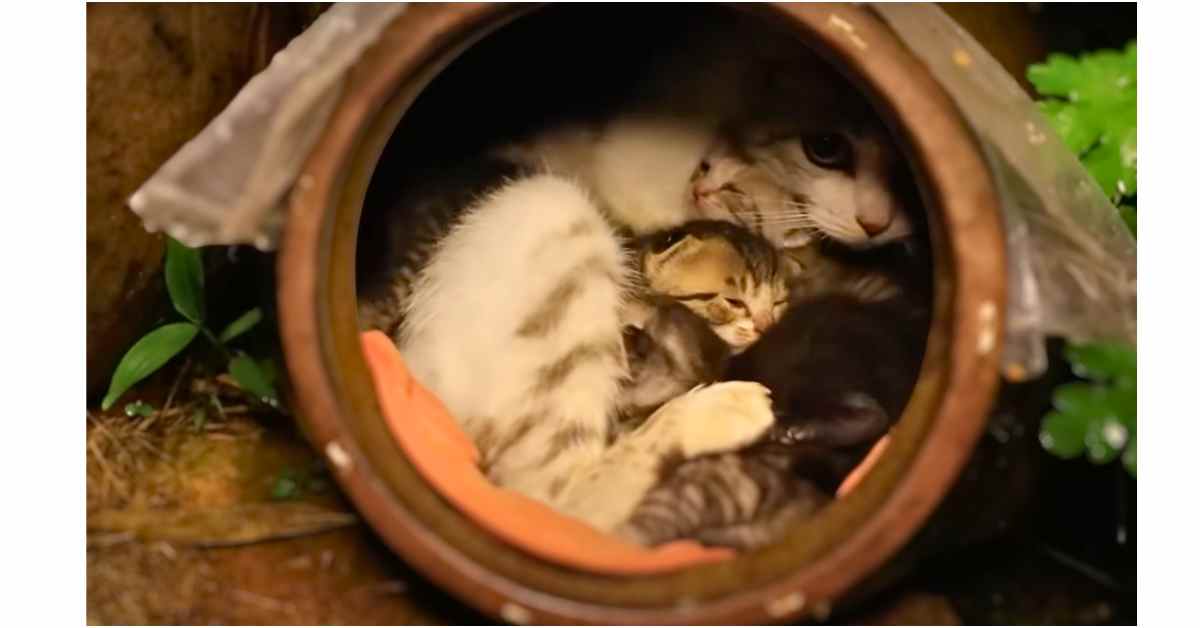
[726,291,930,493]
[357,157,528,335]
[616,302,731,426]
[618,449,830,550]
[362,18,917,334]
[617,251,929,550]
[398,173,777,534]
[690,122,915,250]
[631,220,794,353]
[498,16,918,252]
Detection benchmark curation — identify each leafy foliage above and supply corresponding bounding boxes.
[228,352,280,409]
[218,307,263,343]
[164,237,206,324]
[1029,41,1136,200]
[1030,42,1137,477]
[102,322,199,410]
[124,401,156,418]
[1040,342,1136,476]
[269,464,331,501]
[102,238,279,412]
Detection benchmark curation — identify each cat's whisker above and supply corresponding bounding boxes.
[755,217,821,227]
[754,215,819,224]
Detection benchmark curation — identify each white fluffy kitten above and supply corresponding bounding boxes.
[399,174,775,533]
[499,15,916,250]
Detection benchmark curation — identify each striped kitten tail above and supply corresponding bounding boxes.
[617,451,829,550]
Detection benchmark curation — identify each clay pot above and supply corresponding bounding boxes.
[277,4,1005,624]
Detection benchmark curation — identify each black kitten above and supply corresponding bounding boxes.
[725,292,929,492]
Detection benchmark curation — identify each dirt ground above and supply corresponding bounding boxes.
[86,363,1131,625]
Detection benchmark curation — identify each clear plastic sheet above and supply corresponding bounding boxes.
[128,3,408,251]
[873,4,1136,381]
[126,3,1135,382]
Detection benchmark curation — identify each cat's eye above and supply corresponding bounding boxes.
[726,297,749,312]
[802,133,852,170]
[652,231,684,253]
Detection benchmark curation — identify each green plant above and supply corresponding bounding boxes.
[1029,41,1136,201]
[1040,343,1136,476]
[1028,41,1136,477]
[269,463,331,501]
[101,238,279,411]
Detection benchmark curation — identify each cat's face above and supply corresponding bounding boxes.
[618,303,730,420]
[689,124,914,250]
[638,221,792,352]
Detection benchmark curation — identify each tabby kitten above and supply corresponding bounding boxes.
[398,173,777,534]
[618,246,929,550]
[631,220,794,353]
[616,302,731,426]
[690,122,917,250]
[357,157,527,335]
[498,13,919,253]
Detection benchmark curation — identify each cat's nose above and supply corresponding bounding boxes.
[752,311,775,333]
[857,214,891,237]
[692,181,722,203]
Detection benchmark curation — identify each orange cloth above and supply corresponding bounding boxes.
[361,330,883,574]
[360,331,734,574]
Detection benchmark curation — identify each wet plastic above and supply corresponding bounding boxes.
[128,3,1135,382]
[128,3,408,251]
[874,4,1136,380]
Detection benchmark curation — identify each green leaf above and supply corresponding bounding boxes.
[124,401,155,418]
[228,353,279,406]
[1065,342,1136,384]
[165,237,205,324]
[258,357,279,387]
[1122,433,1137,477]
[102,322,199,410]
[1031,43,1137,480]
[1081,120,1137,198]
[270,474,301,501]
[1037,99,1099,154]
[1040,411,1088,459]
[1120,205,1136,236]
[1029,41,1136,200]
[1083,419,1125,464]
[218,307,263,344]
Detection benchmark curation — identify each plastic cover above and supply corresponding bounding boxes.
[128,2,408,251]
[873,4,1136,381]
[126,3,1135,382]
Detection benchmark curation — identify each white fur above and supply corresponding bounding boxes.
[399,174,776,532]
[501,114,719,235]
[401,175,628,428]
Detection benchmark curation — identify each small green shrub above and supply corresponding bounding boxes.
[101,238,278,411]
[1028,42,1136,477]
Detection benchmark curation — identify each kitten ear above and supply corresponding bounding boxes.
[649,231,698,256]
[622,325,655,363]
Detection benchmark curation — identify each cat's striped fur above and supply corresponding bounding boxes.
[357,158,527,336]
[616,246,928,550]
[398,173,776,532]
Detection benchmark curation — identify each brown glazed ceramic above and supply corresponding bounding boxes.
[277,3,1006,624]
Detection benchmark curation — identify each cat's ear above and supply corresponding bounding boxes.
[649,230,698,256]
[622,325,655,363]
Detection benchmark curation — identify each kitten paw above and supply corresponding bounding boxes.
[669,381,776,458]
